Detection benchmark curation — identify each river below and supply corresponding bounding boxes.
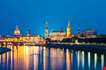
[0,46,106,70]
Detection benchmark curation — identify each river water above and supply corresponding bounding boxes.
[0,46,106,70]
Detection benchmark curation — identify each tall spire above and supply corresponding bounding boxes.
[14,25,21,35]
[66,17,72,37]
[45,20,49,38]
[77,27,80,37]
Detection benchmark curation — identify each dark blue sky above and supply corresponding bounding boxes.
[0,0,106,36]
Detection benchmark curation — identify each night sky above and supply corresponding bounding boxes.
[0,0,106,36]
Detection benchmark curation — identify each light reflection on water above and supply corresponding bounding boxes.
[0,46,106,70]
[101,54,104,70]
[88,52,91,70]
[94,53,97,70]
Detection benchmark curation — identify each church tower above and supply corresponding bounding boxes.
[45,21,49,39]
[66,17,72,37]
[14,25,21,35]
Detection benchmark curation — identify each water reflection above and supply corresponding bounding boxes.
[66,49,71,70]
[77,51,80,70]
[88,52,91,70]
[94,53,97,70]
[0,46,106,70]
[101,55,104,70]
[43,47,48,70]
[82,51,84,70]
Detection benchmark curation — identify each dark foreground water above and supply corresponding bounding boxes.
[0,46,106,70]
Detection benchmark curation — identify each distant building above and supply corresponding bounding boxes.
[44,21,49,39]
[20,35,45,44]
[80,29,97,37]
[66,17,73,38]
[49,17,74,41]
[14,25,21,37]
[26,30,32,36]
[50,30,66,41]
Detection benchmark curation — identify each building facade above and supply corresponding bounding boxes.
[50,30,66,41]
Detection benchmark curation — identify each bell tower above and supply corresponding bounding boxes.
[66,17,72,37]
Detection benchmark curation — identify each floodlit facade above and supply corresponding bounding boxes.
[14,25,21,36]
[50,31,66,41]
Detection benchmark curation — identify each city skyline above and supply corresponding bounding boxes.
[0,17,98,36]
[0,0,106,35]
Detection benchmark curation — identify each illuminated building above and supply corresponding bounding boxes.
[0,25,46,46]
[66,17,72,38]
[20,35,45,45]
[80,29,96,37]
[50,30,66,41]
[49,17,73,41]
[14,25,21,36]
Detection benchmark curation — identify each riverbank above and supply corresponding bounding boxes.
[0,47,11,54]
[46,43,106,53]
